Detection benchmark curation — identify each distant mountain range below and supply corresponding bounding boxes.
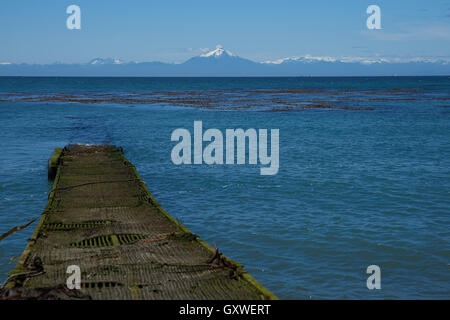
[1,45,449,76]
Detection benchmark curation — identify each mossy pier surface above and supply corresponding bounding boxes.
[7,145,277,300]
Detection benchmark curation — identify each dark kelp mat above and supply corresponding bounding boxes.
[4,145,276,300]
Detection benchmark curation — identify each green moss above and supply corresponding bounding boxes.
[7,145,278,300]
[48,148,63,180]
[116,148,278,300]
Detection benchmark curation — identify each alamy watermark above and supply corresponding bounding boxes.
[366,5,381,30]
[66,5,81,30]
[171,121,279,175]
[65,5,380,31]
[366,265,381,290]
[66,265,81,289]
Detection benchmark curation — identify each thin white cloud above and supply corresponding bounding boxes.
[362,24,450,41]
[187,47,211,54]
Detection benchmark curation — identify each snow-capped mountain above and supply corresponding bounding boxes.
[183,45,245,64]
[262,55,337,64]
[179,45,260,75]
[88,58,125,65]
[199,45,234,58]
[261,55,450,66]
[1,46,449,76]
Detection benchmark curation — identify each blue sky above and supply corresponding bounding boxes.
[0,0,449,64]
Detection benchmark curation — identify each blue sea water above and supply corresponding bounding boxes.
[0,77,449,299]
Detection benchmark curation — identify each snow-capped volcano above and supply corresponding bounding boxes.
[2,47,449,76]
[200,45,234,58]
[180,45,259,75]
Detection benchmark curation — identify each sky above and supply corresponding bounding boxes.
[0,0,449,64]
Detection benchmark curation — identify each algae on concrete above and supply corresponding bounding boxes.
[8,145,277,300]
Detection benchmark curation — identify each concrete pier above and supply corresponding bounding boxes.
[6,145,276,300]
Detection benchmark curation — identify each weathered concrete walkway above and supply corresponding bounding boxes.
[6,145,276,299]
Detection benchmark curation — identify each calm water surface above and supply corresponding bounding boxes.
[0,77,449,299]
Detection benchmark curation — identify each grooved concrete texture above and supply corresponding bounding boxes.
[8,145,276,300]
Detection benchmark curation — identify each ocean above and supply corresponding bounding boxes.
[0,76,449,299]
